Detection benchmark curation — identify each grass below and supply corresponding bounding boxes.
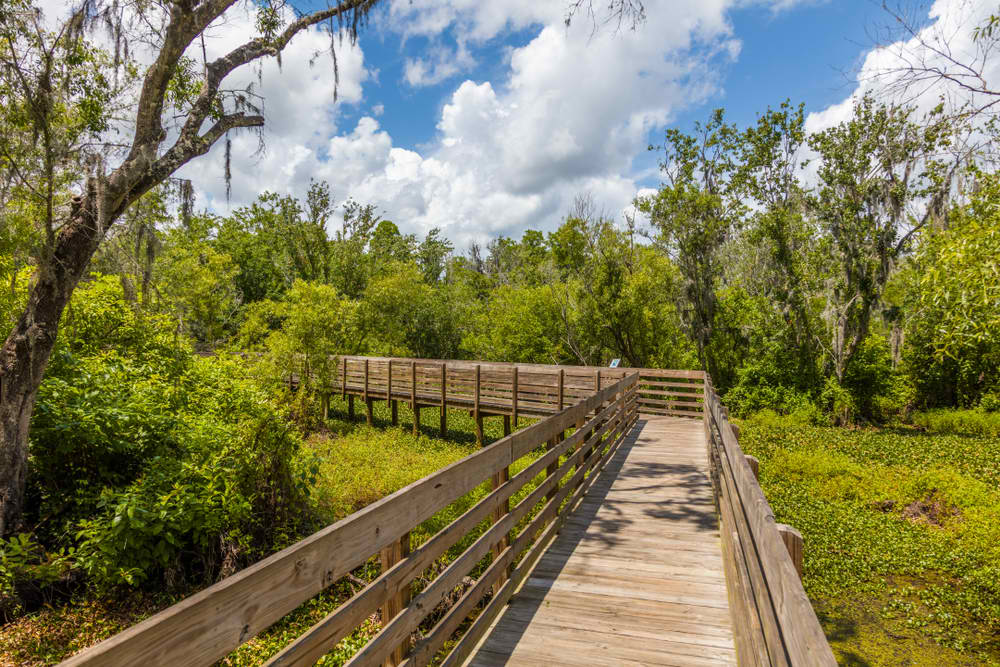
[0,394,560,666]
[738,414,1000,665]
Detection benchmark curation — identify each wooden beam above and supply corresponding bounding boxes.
[491,414,512,587]
[777,524,804,579]
[512,366,519,427]
[557,368,564,411]
[411,361,418,437]
[379,533,412,667]
[474,365,482,446]
[440,363,447,437]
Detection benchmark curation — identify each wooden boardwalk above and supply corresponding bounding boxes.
[66,361,835,667]
[465,416,737,667]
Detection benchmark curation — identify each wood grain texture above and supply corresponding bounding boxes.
[463,417,737,667]
[703,376,836,666]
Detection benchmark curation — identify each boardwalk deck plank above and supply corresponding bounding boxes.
[464,416,736,667]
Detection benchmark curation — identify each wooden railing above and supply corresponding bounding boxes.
[327,357,703,440]
[703,375,836,666]
[62,373,639,667]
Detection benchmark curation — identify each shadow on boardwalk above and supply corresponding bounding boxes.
[465,417,733,666]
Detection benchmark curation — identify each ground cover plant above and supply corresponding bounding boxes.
[739,413,1000,666]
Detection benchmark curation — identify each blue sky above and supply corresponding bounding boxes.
[175,0,975,247]
[333,1,888,193]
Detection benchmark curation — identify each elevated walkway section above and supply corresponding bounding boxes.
[466,417,736,666]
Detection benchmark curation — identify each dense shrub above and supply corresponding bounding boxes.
[3,276,312,603]
[723,352,820,420]
[912,409,1000,439]
[842,336,896,420]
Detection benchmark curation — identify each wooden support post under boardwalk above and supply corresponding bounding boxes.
[440,363,447,437]
[474,364,482,446]
[389,360,398,426]
[411,361,418,437]
[387,359,393,401]
[777,523,804,579]
[348,394,354,420]
[366,398,374,426]
[557,368,564,411]
[512,366,519,428]
[379,532,412,667]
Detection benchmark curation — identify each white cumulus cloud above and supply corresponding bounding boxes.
[178,1,812,247]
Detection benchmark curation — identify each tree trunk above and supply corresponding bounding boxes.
[0,186,102,536]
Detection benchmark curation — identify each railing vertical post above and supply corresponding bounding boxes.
[545,435,558,502]
[474,364,483,446]
[411,361,418,437]
[379,531,412,666]
[777,524,804,579]
[440,363,447,437]
[557,368,564,411]
[389,360,398,426]
[492,414,512,588]
[364,359,373,426]
[341,357,347,399]
[512,366,519,428]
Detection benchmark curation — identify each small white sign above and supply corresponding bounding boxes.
[609,359,621,368]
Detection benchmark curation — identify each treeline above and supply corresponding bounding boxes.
[54,97,997,425]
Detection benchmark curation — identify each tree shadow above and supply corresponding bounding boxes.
[465,417,727,664]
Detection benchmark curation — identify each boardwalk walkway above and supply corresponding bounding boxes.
[465,416,737,666]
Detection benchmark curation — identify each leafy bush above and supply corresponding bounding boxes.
[912,409,1000,439]
[980,391,1000,413]
[842,335,895,420]
[723,356,820,419]
[9,277,313,598]
[0,534,74,620]
[820,377,855,426]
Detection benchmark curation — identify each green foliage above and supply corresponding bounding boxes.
[980,391,1000,413]
[820,377,856,426]
[913,410,1000,439]
[155,237,240,347]
[740,419,1000,661]
[841,335,895,420]
[919,173,1000,361]
[0,533,74,620]
[464,284,567,363]
[360,263,461,359]
[244,280,361,404]
[8,277,311,596]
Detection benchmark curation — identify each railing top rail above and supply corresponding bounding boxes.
[703,375,835,666]
[336,355,705,380]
